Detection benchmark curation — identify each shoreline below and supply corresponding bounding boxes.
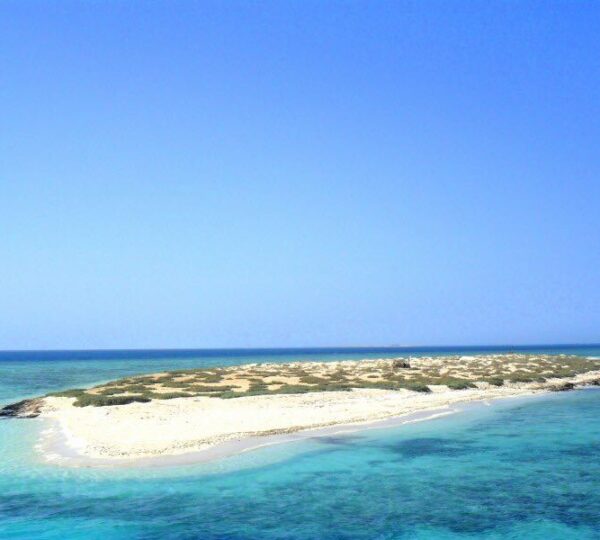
[37,381,600,469]
[12,353,596,469]
[39,404,460,469]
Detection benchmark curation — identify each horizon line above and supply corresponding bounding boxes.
[0,342,598,354]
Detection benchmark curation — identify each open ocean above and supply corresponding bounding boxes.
[1,345,599,539]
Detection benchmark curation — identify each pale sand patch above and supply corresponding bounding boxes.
[38,370,600,464]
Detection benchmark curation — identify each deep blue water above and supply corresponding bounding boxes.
[1,346,599,539]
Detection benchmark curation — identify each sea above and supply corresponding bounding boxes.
[0,345,599,539]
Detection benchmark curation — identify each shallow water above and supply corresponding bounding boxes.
[1,346,599,539]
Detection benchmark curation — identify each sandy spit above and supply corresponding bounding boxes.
[38,370,600,466]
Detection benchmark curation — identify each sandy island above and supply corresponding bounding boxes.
[3,354,600,466]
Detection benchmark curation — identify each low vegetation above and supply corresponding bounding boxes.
[44,353,600,407]
[73,394,151,407]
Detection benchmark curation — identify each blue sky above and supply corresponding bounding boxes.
[1,1,599,349]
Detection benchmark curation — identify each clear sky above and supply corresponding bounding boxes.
[1,1,599,350]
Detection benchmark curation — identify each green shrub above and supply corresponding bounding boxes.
[287,369,309,378]
[149,392,192,400]
[329,370,349,381]
[196,374,223,383]
[403,382,431,393]
[153,375,176,383]
[210,391,244,399]
[96,387,128,396]
[132,376,158,384]
[299,375,329,384]
[116,384,150,393]
[486,377,504,387]
[162,381,193,388]
[353,380,402,391]
[186,384,236,393]
[167,369,198,376]
[386,374,411,383]
[73,394,151,407]
[246,383,270,395]
[47,388,86,398]
[509,375,535,383]
[446,380,476,390]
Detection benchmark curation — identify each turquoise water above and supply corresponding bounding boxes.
[1,346,599,539]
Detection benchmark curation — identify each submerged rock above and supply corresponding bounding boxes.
[0,398,43,418]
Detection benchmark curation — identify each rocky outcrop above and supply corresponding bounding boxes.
[0,398,44,418]
[549,382,576,392]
